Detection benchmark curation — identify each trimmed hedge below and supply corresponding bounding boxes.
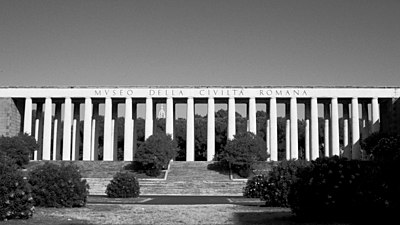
[29,163,89,207]
[0,133,38,168]
[0,156,34,221]
[133,132,177,177]
[106,172,140,198]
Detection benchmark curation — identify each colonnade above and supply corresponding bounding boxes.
[21,95,381,162]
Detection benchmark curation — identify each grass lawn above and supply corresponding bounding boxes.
[2,205,351,225]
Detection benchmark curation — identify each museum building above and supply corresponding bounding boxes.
[1,86,399,162]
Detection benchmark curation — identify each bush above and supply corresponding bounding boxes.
[288,156,391,221]
[0,156,34,221]
[361,132,400,161]
[0,133,38,168]
[219,132,268,177]
[243,174,267,198]
[133,132,177,177]
[106,172,140,198]
[28,162,89,207]
[259,160,310,207]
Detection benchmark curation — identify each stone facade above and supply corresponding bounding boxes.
[0,86,399,162]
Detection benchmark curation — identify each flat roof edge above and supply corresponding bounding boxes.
[0,85,399,89]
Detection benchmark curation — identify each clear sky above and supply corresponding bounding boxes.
[1,0,399,87]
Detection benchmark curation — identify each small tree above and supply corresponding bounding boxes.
[0,133,38,168]
[219,132,268,177]
[133,132,178,176]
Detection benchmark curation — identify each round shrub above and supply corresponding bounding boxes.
[219,132,268,177]
[133,132,177,177]
[243,174,267,198]
[106,172,140,198]
[0,133,38,168]
[0,156,34,221]
[260,160,310,207]
[29,162,89,207]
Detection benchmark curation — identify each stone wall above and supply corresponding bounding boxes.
[0,98,23,137]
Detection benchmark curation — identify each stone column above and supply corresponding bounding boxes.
[285,102,291,160]
[324,102,330,157]
[112,103,118,160]
[72,103,81,160]
[103,97,113,161]
[145,97,153,139]
[249,97,257,134]
[91,115,96,161]
[166,97,174,137]
[269,98,278,161]
[91,103,100,161]
[35,103,44,160]
[228,97,236,140]
[207,97,215,161]
[351,97,361,159]
[132,103,138,158]
[23,97,32,135]
[53,103,62,160]
[304,101,311,161]
[290,97,298,159]
[124,97,134,161]
[311,97,319,160]
[186,97,195,161]
[371,97,380,133]
[42,97,52,160]
[266,117,271,161]
[83,97,92,160]
[361,102,370,139]
[331,97,340,156]
[62,97,72,160]
[343,103,350,159]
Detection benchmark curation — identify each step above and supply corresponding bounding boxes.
[85,178,246,196]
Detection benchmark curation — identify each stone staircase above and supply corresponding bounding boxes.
[86,161,247,196]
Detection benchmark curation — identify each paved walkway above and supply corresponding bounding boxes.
[88,195,264,206]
